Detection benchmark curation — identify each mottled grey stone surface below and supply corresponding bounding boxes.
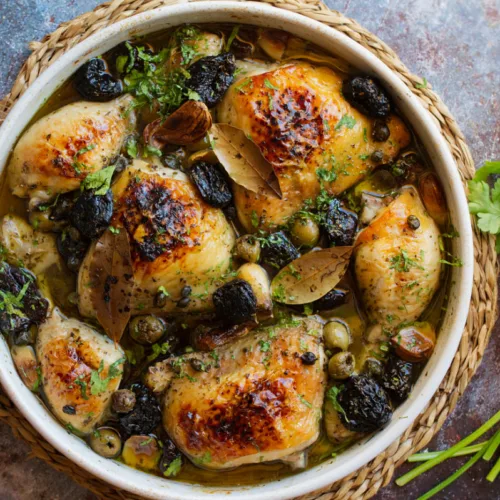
[0,0,499,499]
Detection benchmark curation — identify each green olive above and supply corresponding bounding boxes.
[129,315,166,345]
[290,217,320,248]
[324,320,351,352]
[89,427,122,458]
[234,235,261,263]
[122,435,161,471]
[328,351,355,380]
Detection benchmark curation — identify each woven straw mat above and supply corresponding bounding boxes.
[0,0,497,499]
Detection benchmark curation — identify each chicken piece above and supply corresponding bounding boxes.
[36,309,124,434]
[146,318,326,470]
[0,214,73,308]
[354,186,441,330]
[168,30,223,69]
[78,160,235,317]
[8,95,135,206]
[217,62,411,231]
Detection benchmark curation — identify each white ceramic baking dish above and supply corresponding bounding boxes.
[0,1,474,499]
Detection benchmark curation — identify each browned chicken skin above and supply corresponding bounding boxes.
[218,62,411,231]
[145,317,326,469]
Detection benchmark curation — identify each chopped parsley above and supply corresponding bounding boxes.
[89,357,125,396]
[225,25,240,51]
[80,165,115,196]
[415,77,428,89]
[126,137,138,158]
[326,385,348,421]
[164,456,183,477]
[335,114,356,131]
[264,78,279,91]
[390,250,424,273]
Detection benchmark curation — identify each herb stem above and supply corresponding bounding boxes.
[486,455,500,482]
[483,429,500,461]
[416,441,489,500]
[407,442,487,462]
[396,410,500,486]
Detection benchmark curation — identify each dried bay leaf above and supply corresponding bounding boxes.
[87,228,134,343]
[271,246,353,305]
[210,123,282,198]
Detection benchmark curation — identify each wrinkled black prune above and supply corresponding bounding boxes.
[118,383,161,439]
[213,279,257,326]
[338,375,392,432]
[159,436,182,476]
[57,227,90,272]
[380,355,414,403]
[188,53,236,107]
[189,161,233,208]
[342,76,391,118]
[0,262,48,335]
[313,288,349,311]
[69,189,114,239]
[74,58,123,102]
[323,199,358,247]
[49,193,76,222]
[260,231,300,270]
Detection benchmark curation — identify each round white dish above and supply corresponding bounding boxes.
[0,2,474,499]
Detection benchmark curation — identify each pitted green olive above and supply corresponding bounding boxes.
[328,351,355,380]
[324,320,351,352]
[89,427,122,458]
[129,315,166,345]
[234,235,261,263]
[290,217,320,248]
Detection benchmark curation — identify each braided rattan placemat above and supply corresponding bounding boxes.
[0,1,497,499]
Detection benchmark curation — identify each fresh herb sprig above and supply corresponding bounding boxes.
[468,160,500,252]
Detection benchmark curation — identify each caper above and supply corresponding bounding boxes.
[89,427,122,459]
[290,217,320,248]
[407,215,421,230]
[300,352,317,365]
[234,235,261,263]
[154,291,168,308]
[181,286,192,298]
[363,357,384,378]
[324,320,351,352]
[190,358,208,372]
[372,119,390,142]
[371,150,384,163]
[68,292,79,305]
[129,315,166,345]
[112,389,136,414]
[328,351,355,380]
[177,297,191,308]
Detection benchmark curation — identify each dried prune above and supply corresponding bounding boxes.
[323,199,358,247]
[188,53,236,107]
[49,192,76,222]
[69,189,114,240]
[118,383,161,439]
[0,262,48,335]
[337,375,392,432]
[189,161,233,208]
[313,288,349,311]
[57,227,90,272]
[213,279,257,326]
[260,231,300,270]
[342,76,391,118]
[74,58,123,102]
[380,355,414,403]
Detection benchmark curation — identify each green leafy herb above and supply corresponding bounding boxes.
[415,77,428,89]
[468,161,500,252]
[264,78,279,91]
[259,340,271,352]
[326,385,348,421]
[75,378,89,400]
[335,114,356,131]
[390,249,424,273]
[143,145,162,158]
[251,210,259,228]
[299,395,312,408]
[89,357,125,396]
[80,166,115,196]
[146,341,171,363]
[157,285,170,297]
[75,144,96,156]
[164,456,183,477]
[225,25,240,51]
[109,226,120,234]
[126,137,138,158]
